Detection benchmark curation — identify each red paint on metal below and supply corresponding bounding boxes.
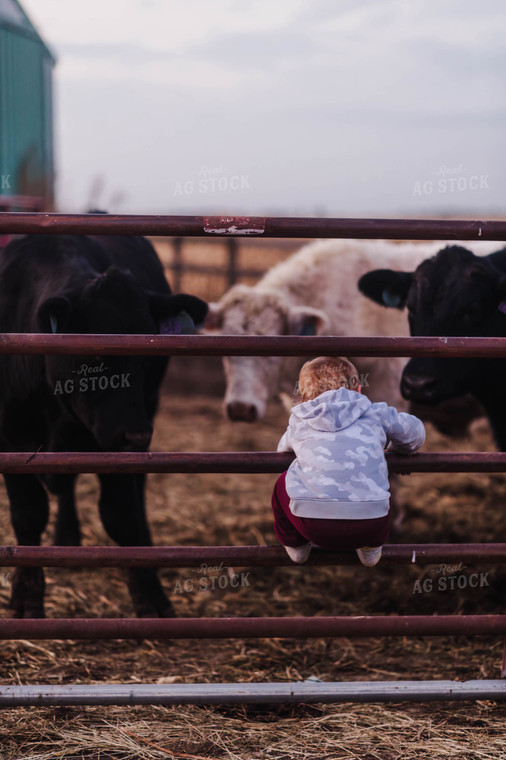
[0,213,505,240]
[0,335,506,357]
[203,216,266,235]
[0,543,505,568]
[0,451,506,475]
[1,616,505,641]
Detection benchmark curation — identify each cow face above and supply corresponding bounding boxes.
[38,267,207,449]
[358,246,506,405]
[205,284,328,422]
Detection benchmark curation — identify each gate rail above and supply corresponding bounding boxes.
[1,212,506,239]
[1,333,506,356]
[1,542,506,567]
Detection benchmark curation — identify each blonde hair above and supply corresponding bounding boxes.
[298,356,360,402]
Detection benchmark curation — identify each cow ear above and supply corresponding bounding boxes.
[358,269,413,309]
[37,296,72,333]
[287,306,329,336]
[149,293,208,334]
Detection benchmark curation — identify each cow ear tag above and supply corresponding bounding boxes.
[382,288,402,308]
[299,322,317,336]
[159,310,196,335]
[50,315,58,334]
[498,301,506,315]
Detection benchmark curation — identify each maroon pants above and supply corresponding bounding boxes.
[271,472,391,550]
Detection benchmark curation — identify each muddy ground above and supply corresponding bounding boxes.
[0,384,505,759]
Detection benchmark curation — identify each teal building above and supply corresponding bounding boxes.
[0,0,56,206]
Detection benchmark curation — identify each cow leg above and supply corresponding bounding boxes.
[4,474,49,618]
[98,473,175,618]
[54,479,81,546]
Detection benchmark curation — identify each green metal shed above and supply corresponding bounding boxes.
[0,0,56,207]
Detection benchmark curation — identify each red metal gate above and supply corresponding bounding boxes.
[0,212,505,705]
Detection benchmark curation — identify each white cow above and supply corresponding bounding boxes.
[205,238,498,422]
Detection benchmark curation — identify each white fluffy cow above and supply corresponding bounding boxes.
[205,238,498,423]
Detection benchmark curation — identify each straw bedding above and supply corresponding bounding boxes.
[1,393,505,759]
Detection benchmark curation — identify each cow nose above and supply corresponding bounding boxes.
[401,374,436,402]
[226,401,258,423]
[121,430,153,451]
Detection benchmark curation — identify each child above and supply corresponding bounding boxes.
[272,356,425,566]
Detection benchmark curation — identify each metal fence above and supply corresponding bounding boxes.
[0,196,43,248]
[0,212,505,705]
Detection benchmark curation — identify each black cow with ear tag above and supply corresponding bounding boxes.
[358,244,506,449]
[0,232,207,619]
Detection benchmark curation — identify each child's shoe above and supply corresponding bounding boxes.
[356,546,382,567]
[283,542,311,564]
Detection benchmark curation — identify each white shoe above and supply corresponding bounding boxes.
[283,543,312,564]
[356,546,382,567]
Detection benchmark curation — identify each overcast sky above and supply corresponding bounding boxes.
[22,0,506,216]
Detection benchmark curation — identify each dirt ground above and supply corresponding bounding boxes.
[1,384,506,760]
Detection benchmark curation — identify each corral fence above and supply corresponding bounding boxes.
[162,235,299,293]
[0,212,505,706]
[151,235,304,312]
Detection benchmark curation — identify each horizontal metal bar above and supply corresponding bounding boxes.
[1,213,506,240]
[1,334,506,357]
[0,451,506,475]
[1,680,504,706]
[1,616,505,641]
[0,543,505,568]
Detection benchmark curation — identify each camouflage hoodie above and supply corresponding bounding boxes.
[277,388,425,519]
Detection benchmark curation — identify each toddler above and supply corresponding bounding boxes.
[272,356,425,566]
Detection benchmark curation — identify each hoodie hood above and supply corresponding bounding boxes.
[291,388,371,432]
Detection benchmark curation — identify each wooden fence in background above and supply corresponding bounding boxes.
[158,236,301,294]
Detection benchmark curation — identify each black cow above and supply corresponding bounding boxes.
[0,233,207,618]
[358,244,506,448]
